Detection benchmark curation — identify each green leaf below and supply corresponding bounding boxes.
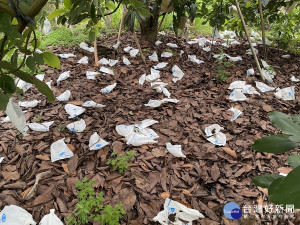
[105,1,116,11]
[269,166,300,208]
[0,60,14,70]
[33,53,44,65]
[252,174,283,188]
[11,50,18,68]
[0,91,9,110]
[48,8,66,20]
[26,56,36,71]
[252,134,299,154]
[287,154,300,168]
[64,0,72,10]
[41,52,60,69]
[0,75,16,94]
[90,3,97,24]
[13,71,55,103]
[11,17,18,25]
[269,111,300,136]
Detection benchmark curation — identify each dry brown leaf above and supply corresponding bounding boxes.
[22,187,33,199]
[36,154,50,161]
[62,163,69,173]
[222,147,237,159]
[67,144,75,152]
[68,101,83,105]
[182,189,192,196]
[160,191,170,199]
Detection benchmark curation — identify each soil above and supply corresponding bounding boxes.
[1,32,300,225]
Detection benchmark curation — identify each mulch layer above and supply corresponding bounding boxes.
[1,32,300,225]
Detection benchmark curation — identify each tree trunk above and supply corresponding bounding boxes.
[139,4,160,43]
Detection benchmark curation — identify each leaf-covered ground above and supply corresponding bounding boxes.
[1,32,300,224]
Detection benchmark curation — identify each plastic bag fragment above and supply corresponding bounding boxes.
[123,56,131,65]
[39,209,63,225]
[274,86,295,101]
[172,65,184,83]
[154,62,168,70]
[149,52,158,62]
[79,42,94,53]
[255,81,276,92]
[28,121,54,132]
[56,90,71,101]
[247,68,255,76]
[139,74,146,85]
[130,49,139,57]
[188,55,204,64]
[228,107,242,121]
[67,119,86,132]
[100,66,114,75]
[82,101,105,108]
[0,205,36,225]
[59,53,76,59]
[291,76,300,82]
[205,124,226,146]
[161,52,173,58]
[144,98,179,108]
[112,42,121,49]
[0,157,3,164]
[146,69,160,82]
[166,142,186,158]
[16,79,32,93]
[19,100,41,108]
[124,46,133,52]
[100,83,117,93]
[89,132,109,150]
[36,74,45,81]
[229,89,247,101]
[50,138,74,162]
[64,104,85,118]
[166,43,178,48]
[77,56,88,64]
[57,71,70,82]
[153,198,204,225]
[203,46,211,52]
[86,71,100,80]
[155,40,163,46]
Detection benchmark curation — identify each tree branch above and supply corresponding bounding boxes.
[0,0,16,17]
[103,0,123,16]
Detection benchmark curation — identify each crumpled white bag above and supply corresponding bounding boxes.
[130,49,139,57]
[274,86,295,101]
[188,55,204,64]
[46,81,52,89]
[19,100,41,108]
[139,74,146,85]
[98,58,110,65]
[79,42,94,53]
[36,74,45,81]
[0,157,4,164]
[59,53,76,59]
[89,132,109,150]
[228,107,242,121]
[98,58,118,67]
[100,83,117,93]
[247,68,255,76]
[151,81,171,98]
[6,98,29,135]
[242,85,260,95]
[112,42,121,49]
[0,205,36,225]
[67,119,86,132]
[64,104,86,118]
[229,89,247,101]
[28,121,54,132]
[124,46,133,52]
[166,43,178,48]
[77,56,88,64]
[255,81,276,92]
[56,90,71,101]
[282,54,290,59]
[187,37,206,47]
[149,52,158,62]
[50,138,74,162]
[16,79,32,93]
[100,66,114,75]
[86,71,100,80]
[166,142,186,158]
[205,124,226,146]
[82,101,105,108]
[144,98,179,108]
[261,60,275,82]
[291,76,300,82]
[161,52,173,58]
[43,18,51,35]
[155,40,163,46]
[57,71,70,82]
[154,62,168,70]
[153,198,204,225]
[39,209,63,225]
[227,55,242,62]
[220,30,236,39]
[116,119,159,146]
[146,69,160,82]
[123,56,131,65]
[172,65,184,83]
[180,50,184,57]
[246,48,258,55]
[203,46,211,52]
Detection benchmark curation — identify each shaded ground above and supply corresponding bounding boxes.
[1,32,300,225]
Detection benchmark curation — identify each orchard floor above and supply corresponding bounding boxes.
[1,32,300,225]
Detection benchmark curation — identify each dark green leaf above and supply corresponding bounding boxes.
[48,9,66,20]
[41,52,60,69]
[64,0,72,10]
[0,91,9,110]
[269,166,300,208]
[252,174,284,188]
[287,154,300,168]
[0,60,14,70]
[269,111,300,136]
[90,3,97,24]
[0,75,16,94]
[11,50,18,68]
[252,134,298,154]
[26,56,36,71]
[33,53,44,65]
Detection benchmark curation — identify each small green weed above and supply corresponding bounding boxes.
[106,151,136,173]
[58,124,66,132]
[35,115,42,122]
[67,178,125,225]
[216,52,232,83]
